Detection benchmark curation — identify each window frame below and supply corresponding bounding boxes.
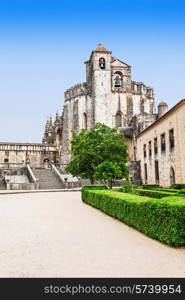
[161,133,166,153]
[169,128,174,150]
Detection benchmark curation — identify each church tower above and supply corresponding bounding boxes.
[85,43,112,127]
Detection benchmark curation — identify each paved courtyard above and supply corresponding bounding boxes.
[0,191,184,277]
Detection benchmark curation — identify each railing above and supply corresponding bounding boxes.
[26,165,39,189]
[51,164,65,183]
[0,163,24,169]
[51,164,82,189]
[6,182,37,190]
[3,165,39,190]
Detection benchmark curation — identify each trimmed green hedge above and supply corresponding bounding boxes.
[82,184,108,190]
[152,188,180,193]
[132,189,177,199]
[172,184,185,189]
[178,189,185,194]
[82,188,185,246]
[142,184,159,190]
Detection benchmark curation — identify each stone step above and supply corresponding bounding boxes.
[0,179,6,190]
[32,168,63,189]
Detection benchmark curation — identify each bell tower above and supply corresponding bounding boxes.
[86,43,112,127]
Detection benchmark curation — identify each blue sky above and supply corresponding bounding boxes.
[0,0,185,142]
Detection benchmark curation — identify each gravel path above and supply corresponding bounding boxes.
[0,191,184,277]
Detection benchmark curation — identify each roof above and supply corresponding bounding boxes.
[136,99,185,138]
[111,57,131,67]
[158,101,168,106]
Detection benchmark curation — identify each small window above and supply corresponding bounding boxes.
[155,160,159,184]
[138,123,141,133]
[4,158,9,163]
[144,163,148,183]
[169,129,174,150]
[170,167,175,185]
[161,133,166,152]
[143,144,146,158]
[115,112,122,127]
[83,113,87,130]
[43,158,49,163]
[154,137,158,154]
[148,141,152,157]
[5,151,9,157]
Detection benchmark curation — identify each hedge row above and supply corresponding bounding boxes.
[178,189,185,194]
[132,189,178,199]
[142,184,160,190]
[152,188,180,193]
[82,187,185,246]
[82,184,108,190]
[172,184,185,189]
[143,184,185,190]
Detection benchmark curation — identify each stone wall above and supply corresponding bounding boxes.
[57,44,156,166]
[136,100,185,187]
[0,143,56,168]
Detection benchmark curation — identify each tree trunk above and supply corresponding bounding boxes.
[90,178,95,185]
[108,180,112,189]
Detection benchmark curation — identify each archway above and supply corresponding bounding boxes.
[113,71,123,88]
[83,113,87,130]
[43,158,49,163]
[115,112,122,127]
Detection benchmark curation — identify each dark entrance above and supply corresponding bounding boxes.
[43,158,49,163]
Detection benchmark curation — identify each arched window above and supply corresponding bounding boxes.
[99,57,105,69]
[83,113,87,130]
[138,122,141,133]
[113,72,123,88]
[115,112,122,127]
[43,158,49,163]
[170,167,175,185]
[56,128,62,148]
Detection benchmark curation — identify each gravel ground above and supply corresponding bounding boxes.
[0,191,184,277]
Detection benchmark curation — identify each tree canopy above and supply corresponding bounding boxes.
[65,123,129,187]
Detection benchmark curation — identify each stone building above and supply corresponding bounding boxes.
[43,43,157,169]
[1,43,184,189]
[0,142,56,170]
[0,142,58,190]
[136,99,185,187]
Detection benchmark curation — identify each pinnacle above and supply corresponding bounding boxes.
[94,43,110,53]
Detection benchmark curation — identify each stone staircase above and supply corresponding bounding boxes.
[0,178,6,190]
[33,168,63,189]
[56,166,79,182]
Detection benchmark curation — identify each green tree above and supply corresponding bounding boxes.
[95,161,129,189]
[66,123,129,185]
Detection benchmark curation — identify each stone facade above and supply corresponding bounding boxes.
[0,142,56,171]
[43,43,157,169]
[2,44,184,188]
[136,99,185,187]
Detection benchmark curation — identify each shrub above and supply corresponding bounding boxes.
[172,184,185,189]
[142,184,159,190]
[178,189,185,194]
[82,184,108,190]
[82,189,185,246]
[153,188,180,193]
[120,181,136,193]
[132,189,177,199]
